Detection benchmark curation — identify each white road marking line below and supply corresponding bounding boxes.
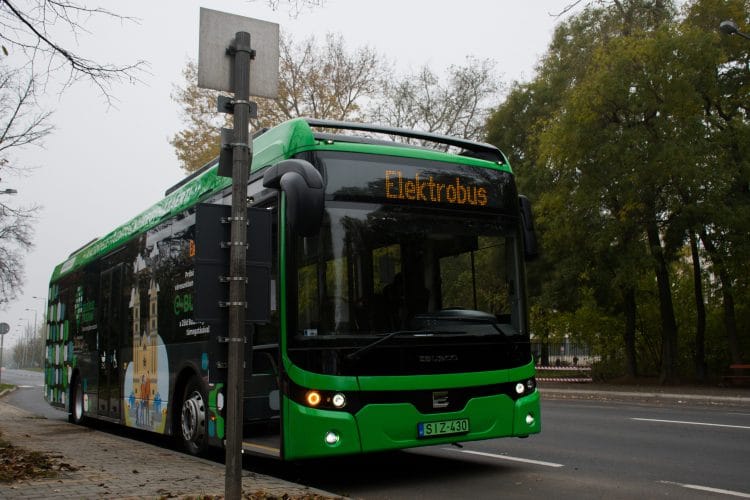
[444,448,564,468]
[632,417,750,430]
[660,480,750,498]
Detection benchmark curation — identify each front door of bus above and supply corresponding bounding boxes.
[98,264,123,419]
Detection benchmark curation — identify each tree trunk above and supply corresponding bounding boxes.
[646,220,679,384]
[699,230,742,364]
[623,286,638,378]
[689,232,706,382]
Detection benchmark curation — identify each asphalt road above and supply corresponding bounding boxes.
[3,369,749,499]
[269,396,750,499]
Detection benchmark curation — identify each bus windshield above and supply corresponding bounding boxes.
[291,203,525,341]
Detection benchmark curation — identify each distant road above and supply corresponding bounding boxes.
[1,368,65,420]
[1,367,43,387]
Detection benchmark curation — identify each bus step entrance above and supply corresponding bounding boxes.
[241,420,280,458]
[242,437,281,458]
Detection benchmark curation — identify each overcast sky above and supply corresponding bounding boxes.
[4,0,575,348]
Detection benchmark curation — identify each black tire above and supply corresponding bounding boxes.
[68,376,85,425]
[179,376,208,455]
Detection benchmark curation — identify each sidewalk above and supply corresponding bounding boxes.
[539,380,750,406]
[0,398,341,499]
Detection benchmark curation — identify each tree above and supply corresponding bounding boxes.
[682,0,750,366]
[169,62,230,175]
[266,33,387,125]
[257,0,325,17]
[170,33,389,173]
[0,1,147,306]
[171,30,508,173]
[487,0,750,381]
[487,0,736,382]
[371,57,501,142]
[488,1,678,380]
[0,0,146,102]
[10,321,44,368]
[0,66,49,305]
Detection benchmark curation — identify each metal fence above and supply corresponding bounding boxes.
[531,341,598,368]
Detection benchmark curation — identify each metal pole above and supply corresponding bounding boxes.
[225,30,253,500]
[0,332,4,385]
[25,309,37,368]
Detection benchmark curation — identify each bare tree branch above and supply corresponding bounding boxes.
[0,0,148,103]
[251,0,325,18]
[0,65,50,303]
[371,57,502,144]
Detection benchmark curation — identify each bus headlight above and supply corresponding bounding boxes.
[296,386,354,410]
[332,393,346,408]
[324,431,340,445]
[515,382,526,395]
[526,413,535,426]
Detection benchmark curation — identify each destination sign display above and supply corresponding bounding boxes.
[319,152,516,212]
[384,169,488,207]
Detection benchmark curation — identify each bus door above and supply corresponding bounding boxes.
[242,203,280,456]
[98,263,124,419]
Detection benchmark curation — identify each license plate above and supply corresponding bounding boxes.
[417,418,469,438]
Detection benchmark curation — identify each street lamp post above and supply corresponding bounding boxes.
[16,319,28,367]
[24,308,37,368]
[720,20,750,40]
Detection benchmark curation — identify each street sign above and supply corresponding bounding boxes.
[0,323,8,335]
[198,8,279,97]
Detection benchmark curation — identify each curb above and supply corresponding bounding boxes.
[0,386,16,398]
[540,387,750,405]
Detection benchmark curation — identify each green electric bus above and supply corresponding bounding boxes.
[44,118,540,460]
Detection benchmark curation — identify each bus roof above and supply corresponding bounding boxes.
[51,118,511,282]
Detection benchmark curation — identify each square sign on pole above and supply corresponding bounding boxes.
[198,8,279,97]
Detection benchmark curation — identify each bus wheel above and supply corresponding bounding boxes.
[69,376,85,425]
[180,377,207,455]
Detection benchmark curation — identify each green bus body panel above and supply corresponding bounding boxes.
[281,357,538,459]
[283,391,540,460]
[50,118,511,283]
[312,141,512,172]
[357,361,535,391]
[282,355,535,392]
[283,397,362,459]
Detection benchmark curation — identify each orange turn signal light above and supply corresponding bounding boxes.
[305,390,322,407]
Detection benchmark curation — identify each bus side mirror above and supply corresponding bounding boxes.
[263,159,324,237]
[519,195,539,261]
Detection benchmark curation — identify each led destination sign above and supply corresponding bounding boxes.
[320,152,516,212]
[385,169,488,207]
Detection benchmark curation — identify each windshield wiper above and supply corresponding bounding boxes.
[346,330,418,361]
